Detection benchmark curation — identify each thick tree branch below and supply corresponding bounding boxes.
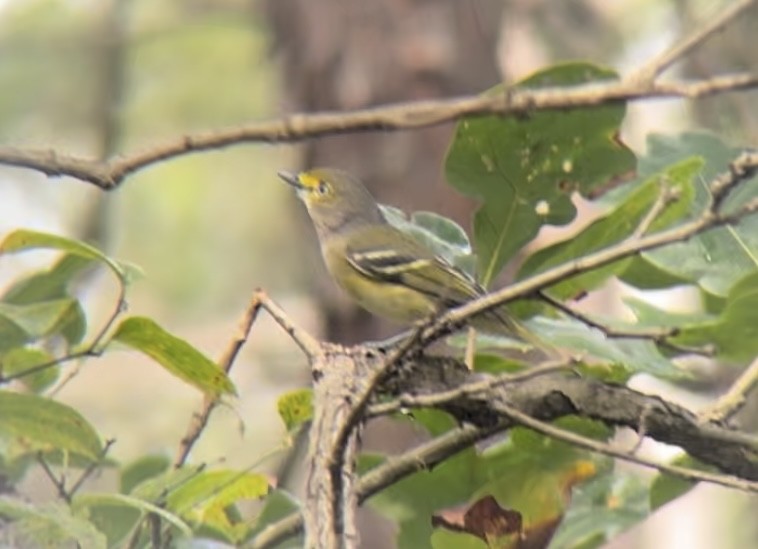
[249,422,505,549]
[248,353,758,549]
[379,357,758,482]
[494,399,758,492]
[0,74,756,189]
[304,345,366,549]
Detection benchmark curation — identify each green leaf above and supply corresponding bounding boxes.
[623,133,758,296]
[72,494,141,548]
[620,255,691,289]
[649,455,704,510]
[120,454,171,494]
[474,353,632,384]
[0,496,107,549]
[110,316,236,397]
[445,62,635,286]
[1,347,59,392]
[364,446,483,548]
[0,229,126,280]
[73,492,192,540]
[470,437,601,546]
[471,354,526,374]
[277,388,313,432]
[382,206,477,277]
[166,469,270,513]
[130,466,203,501]
[406,409,460,438]
[58,299,87,345]
[622,296,710,328]
[549,472,649,549]
[165,470,270,541]
[527,317,684,379]
[674,270,758,361]
[0,452,36,488]
[518,158,701,300]
[2,254,92,304]
[432,530,489,549]
[0,298,83,345]
[366,423,602,549]
[246,490,301,546]
[0,391,102,460]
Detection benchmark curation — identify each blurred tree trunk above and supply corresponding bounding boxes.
[263,0,504,344]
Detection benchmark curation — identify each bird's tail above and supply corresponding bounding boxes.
[471,306,558,357]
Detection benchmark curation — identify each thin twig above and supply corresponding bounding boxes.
[629,404,655,455]
[252,289,322,359]
[174,288,320,468]
[367,360,573,418]
[699,357,758,423]
[36,452,70,503]
[0,273,128,386]
[496,400,758,493]
[0,74,757,190]
[536,291,713,356]
[631,184,681,239]
[710,150,758,210]
[173,291,266,467]
[631,0,758,81]
[68,438,116,496]
[425,193,758,352]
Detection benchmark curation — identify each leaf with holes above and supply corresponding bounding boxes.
[518,157,701,300]
[445,62,635,287]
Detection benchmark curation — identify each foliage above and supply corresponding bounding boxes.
[1,48,757,549]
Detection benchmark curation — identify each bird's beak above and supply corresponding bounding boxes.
[277,170,304,190]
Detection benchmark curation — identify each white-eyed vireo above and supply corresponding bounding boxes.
[278,168,536,344]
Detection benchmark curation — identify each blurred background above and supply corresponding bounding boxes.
[0,0,756,547]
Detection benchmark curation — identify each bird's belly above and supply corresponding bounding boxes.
[338,274,436,324]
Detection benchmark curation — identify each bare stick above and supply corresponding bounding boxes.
[631,184,681,239]
[0,74,756,190]
[68,439,116,496]
[710,151,758,210]
[631,0,758,81]
[536,291,712,357]
[700,357,758,423]
[174,290,320,467]
[174,291,267,467]
[36,453,71,503]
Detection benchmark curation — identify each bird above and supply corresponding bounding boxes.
[278,167,540,347]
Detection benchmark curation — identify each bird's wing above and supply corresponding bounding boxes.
[344,229,481,306]
[344,226,547,346]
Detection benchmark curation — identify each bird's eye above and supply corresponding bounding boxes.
[317,181,329,195]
